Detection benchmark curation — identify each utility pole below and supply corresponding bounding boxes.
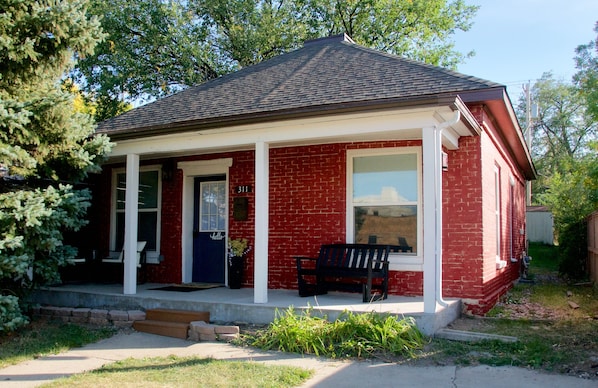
[524,82,532,147]
[523,81,537,206]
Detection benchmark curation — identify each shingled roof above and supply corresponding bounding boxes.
[97,34,503,138]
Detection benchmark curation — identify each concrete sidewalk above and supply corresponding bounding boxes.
[0,331,595,388]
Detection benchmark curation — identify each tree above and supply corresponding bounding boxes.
[76,0,478,119]
[517,27,598,279]
[76,0,223,120]
[520,72,597,199]
[574,21,598,122]
[0,0,111,331]
[536,153,597,278]
[293,0,477,68]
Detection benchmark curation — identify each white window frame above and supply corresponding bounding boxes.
[346,147,423,271]
[495,165,506,269]
[110,165,162,264]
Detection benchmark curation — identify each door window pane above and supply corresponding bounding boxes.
[200,181,226,231]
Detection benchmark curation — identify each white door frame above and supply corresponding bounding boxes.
[178,159,233,283]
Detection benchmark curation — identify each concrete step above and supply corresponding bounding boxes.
[133,320,190,339]
[435,328,518,343]
[145,308,210,324]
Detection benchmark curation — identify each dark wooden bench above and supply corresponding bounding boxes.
[294,244,390,302]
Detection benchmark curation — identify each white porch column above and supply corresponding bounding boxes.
[422,127,439,313]
[254,141,269,303]
[123,153,140,294]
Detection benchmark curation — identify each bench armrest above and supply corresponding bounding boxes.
[294,256,317,261]
[294,256,317,271]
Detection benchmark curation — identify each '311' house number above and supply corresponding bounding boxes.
[236,185,252,193]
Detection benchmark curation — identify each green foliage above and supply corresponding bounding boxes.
[556,221,588,280]
[77,0,219,118]
[0,0,111,332]
[295,0,478,69]
[0,295,28,333]
[574,21,598,123]
[536,154,598,279]
[527,242,560,273]
[77,0,478,118]
[0,185,91,286]
[250,307,424,359]
[517,66,597,279]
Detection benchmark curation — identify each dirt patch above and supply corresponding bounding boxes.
[440,284,598,381]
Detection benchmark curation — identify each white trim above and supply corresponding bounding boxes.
[108,107,470,159]
[494,165,501,265]
[178,158,233,284]
[346,147,423,271]
[254,142,269,303]
[110,164,163,264]
[123,154,139,294]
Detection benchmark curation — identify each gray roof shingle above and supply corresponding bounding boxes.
[97,34,503,136]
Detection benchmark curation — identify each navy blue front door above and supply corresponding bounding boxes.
[192,176,226,283]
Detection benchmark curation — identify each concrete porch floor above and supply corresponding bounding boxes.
[30,283,461,335]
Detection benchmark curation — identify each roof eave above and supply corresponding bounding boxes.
[99,94,464,141]
[460,88,537,180]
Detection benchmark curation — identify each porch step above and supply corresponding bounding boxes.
[133,308,211,339]
[145,308,210,324]
[133,320,190,339]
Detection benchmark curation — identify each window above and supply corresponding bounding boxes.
[111,167,161,261]
[348,148,421,258]
[200,181,226,232]
[494,165,501,260]
[495,165,506,269]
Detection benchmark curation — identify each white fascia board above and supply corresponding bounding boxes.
[441,128,460,149]
[108,107,453,158]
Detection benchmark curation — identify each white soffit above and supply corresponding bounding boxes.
[107,106,466,159]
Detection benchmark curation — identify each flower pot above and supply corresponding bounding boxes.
[228,256,244,289]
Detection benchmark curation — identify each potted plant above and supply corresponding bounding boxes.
[227,238,251,289]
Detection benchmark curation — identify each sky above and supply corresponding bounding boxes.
[453,0,598,98]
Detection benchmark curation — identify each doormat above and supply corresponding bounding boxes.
[150,283,223,292]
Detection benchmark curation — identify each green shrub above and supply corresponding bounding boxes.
[557,220,588,280]
[0,295,29,333]
[250,307,424,359]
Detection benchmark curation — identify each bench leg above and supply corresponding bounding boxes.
[298,274,327,297]
[363,281,388,303]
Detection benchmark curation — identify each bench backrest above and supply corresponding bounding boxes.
[317,244,390,270]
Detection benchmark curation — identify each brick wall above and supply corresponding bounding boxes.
[89,130,527,314]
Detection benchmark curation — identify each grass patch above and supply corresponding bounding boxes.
[432,247,598,378]
[247,307,425,359]
[0,318,116,368]
[527,242,560,273]
[427,318,597,373]
[43,356,312,388]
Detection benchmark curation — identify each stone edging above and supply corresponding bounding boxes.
[33,306,145,328]
[32,306,241,342]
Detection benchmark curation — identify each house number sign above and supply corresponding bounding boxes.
[236,185,252,193]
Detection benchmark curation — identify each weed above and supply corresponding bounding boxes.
[249,307,424,359]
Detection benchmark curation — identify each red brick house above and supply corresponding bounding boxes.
[88,34,535,315]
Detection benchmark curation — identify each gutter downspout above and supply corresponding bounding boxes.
[434,111,461,307]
